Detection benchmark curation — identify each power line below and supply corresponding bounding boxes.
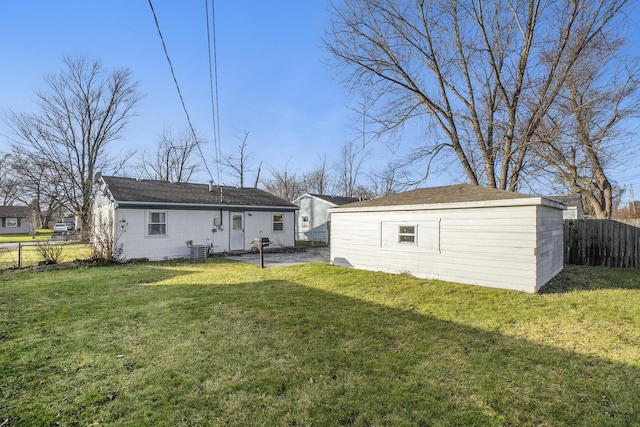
[205,0,222,186]
[147,0,213,181]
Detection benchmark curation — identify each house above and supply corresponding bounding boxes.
[92,174,298,261]
[0,206,32,235]
[292,193,358,242]
[329,184,565,293]
[546,195,583,219]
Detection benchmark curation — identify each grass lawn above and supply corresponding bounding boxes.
[0,229,53,243]
[0,243,93,270]
[1,261,639,426]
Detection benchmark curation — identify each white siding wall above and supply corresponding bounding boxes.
[561,207,574,220]
[110,208,295,261]
[115,209,225,260]
[331,204,563,293]
[295,196,333,240]
[244,211,295,249]
[92,191,116,248]
[535,205,564,290]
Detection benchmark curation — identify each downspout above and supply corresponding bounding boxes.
[294,208,298,247]
[227,210,231,252]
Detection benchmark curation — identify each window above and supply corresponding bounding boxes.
[5,218,18,228]
[273,214,284,232]
[232,214,242,230]
[148,211,167,236]
[301,215,309,229]
[381,220,440,252]
[398,225,416,243]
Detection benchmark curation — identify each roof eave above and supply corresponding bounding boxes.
[115,201,298,211]
[292,193,338,207]
[330,197,564,213]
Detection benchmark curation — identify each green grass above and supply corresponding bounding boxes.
[0,229,53,243]
[0,243,93,269]
[295,239,328,247]
[1,261,639,426]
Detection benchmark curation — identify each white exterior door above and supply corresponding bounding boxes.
[230,213,245,251]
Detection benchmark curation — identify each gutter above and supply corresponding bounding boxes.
[115,201,298,211]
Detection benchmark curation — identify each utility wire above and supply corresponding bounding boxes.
[147,0,214,181]
[205,0,222,186]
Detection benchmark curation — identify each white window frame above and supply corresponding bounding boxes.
[5,218,18,228]
[146,211,168,237]
[301,215,309,229]
[380,220,441,253]
[273,213,284,232]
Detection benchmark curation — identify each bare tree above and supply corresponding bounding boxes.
[221,131,254,187]
[7,56,140,234]
[253,161,262,189]
[0,153,19,205]
[367,161,411,197]
[335,140,370,197]
[10,150,63,228]
[139,128,200,183]
[533,35,640,218]
[326,0,633,192]
[302,154,335,195]
[262,162,303,202]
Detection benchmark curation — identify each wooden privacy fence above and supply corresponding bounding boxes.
[564,219,640,267]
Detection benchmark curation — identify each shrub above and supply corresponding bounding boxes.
[35,241,65,265]
[90,213,124,262]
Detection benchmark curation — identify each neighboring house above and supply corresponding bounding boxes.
[546,195,583,219]
[330,184,565,293]
[93,174,298,261]
[0,206,32,235]
[292,193,358,242]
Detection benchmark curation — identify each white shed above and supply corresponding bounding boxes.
[292,193,358,242]
[93,175,298,261]
[546,195,583,219]
[330,184,565,293]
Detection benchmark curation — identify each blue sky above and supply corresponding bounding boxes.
[1,1,639,202]
[0,1,373,184]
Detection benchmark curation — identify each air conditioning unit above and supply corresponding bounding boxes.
[190,245,207,260]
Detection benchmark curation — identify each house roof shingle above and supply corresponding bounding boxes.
[338,184,538,208]
[546,195,581,208]
[0,206,31,218]
[308,194,360,206]
[101,176,297,208]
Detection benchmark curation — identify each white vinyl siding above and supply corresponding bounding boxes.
[107,208,296,261]
[293,195,335,241]
[380,221,440,252]
[535,205,564,289]
[331,203,563,293]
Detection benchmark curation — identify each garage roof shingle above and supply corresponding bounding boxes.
[339,184,536,208]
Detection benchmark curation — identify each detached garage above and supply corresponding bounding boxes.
[330,184,565,293]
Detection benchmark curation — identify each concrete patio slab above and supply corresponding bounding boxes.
[226,247,329,268]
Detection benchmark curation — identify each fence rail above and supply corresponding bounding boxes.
[564,219,640,267]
